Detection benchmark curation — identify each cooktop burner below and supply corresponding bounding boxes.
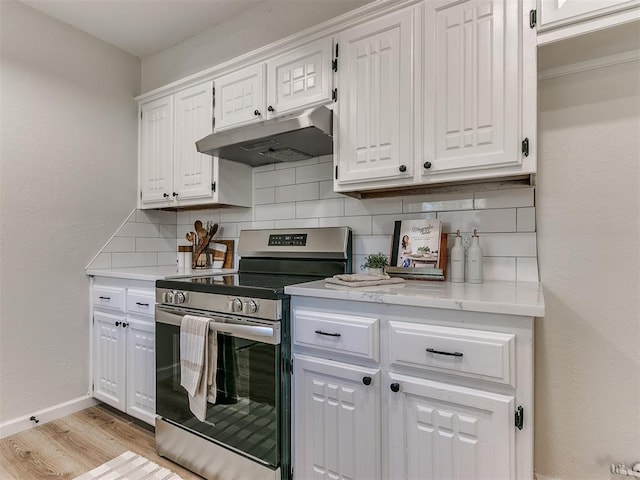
[157,272,326,300]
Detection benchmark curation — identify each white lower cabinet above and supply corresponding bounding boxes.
[388,372,514,480]
[291,297,534,480]
[293,355,381,480]
[91,278,155,425]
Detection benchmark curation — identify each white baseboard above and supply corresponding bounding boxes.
[0,395,97,439]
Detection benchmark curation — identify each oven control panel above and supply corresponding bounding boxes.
[268,233,307,246]
[157,289,281,321]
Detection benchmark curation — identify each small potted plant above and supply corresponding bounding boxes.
[361,252,389,275]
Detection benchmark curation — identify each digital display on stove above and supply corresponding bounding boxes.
[268,233,307,246]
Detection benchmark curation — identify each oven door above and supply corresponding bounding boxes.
[156,305,282,469]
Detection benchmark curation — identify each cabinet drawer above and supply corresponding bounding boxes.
[127,289,155,317]
[293,309,379,361]
[93,286,126,312]
[389,321,515,385]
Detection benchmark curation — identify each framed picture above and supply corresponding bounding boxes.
[390,219,447,279]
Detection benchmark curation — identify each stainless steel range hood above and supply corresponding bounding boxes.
[195,106,333,167]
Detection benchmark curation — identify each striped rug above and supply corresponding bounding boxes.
[74,451,184,480]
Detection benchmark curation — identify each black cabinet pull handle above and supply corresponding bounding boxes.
[314,330,341,337]
[267,105,275,112]
[99,296,111,300]
[135,302,149,307]
[163,192,169,198]
[423,161,432,169]
[122,322,129,328]
[362,376,372,386]
[115,321,121,326]
[390,383,400,392]
[172,192,178,197]
[399,164,407,172]
[426,348,463,357]
[254,109,261,116]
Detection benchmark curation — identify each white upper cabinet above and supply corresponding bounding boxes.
[267,37,333,117]
[140,97,173,204]
[421,0,522,180]
[214,37,333,131]
[538,0,640,30]
[173,82,214,200]
[214,64,266,131]
[334,7,415,187]
[138,80,252,209]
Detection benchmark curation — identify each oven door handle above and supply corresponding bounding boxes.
[208,322,274,338]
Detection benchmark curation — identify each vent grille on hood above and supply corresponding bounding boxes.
[195,106,333,167]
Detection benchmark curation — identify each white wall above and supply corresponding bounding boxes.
[140,0,373,92]
[0,1,140,423]
[536,58,640,478]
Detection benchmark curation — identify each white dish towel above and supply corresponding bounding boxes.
[179,314,218,421]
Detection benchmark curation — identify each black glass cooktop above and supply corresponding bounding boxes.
[157,273,325,300]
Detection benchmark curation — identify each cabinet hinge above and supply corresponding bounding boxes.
[334,165,338,180]
[140,190,142,200]
[211,182,216,193]
[332,43,339,72]
[522,137,530,157]
[332,88,338,102]
[140,110,143,120]
[529,9,537,28]
[515,405,524,430]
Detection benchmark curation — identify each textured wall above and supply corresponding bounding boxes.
[140,0,373,92]
[0,1,140,422]
[536,59,640,478]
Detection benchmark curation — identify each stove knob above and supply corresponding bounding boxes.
[243,300,259,314]
[165,291,175,303]
[174,291,186,304]
[229,298,243,312]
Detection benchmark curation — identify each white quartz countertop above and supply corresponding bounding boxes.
[285,279,545,317]
[86,266,236,281]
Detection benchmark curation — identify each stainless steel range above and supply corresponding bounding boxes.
[155,227,352,480]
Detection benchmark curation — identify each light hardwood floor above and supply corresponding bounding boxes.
[0,404,204,479]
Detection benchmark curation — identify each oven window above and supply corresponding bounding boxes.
[156,322,280,467]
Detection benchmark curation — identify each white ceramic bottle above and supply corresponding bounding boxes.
[450,230,465,283]
[466,229,484,284]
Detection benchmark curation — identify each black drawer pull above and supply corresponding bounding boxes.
[135,302,149,307]
[426,348,463,357]
[99,296,111,300]
[315,330,341,337]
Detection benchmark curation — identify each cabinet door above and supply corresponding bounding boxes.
[335,8,414,186]
[422,0,521,177]
[388,372,515,480]
[140,96,174,205]
[539,0,640,27]
[174,81,214,201]
[267,38,332,117]
[294,354,381,480]
[126,317,156,425]
[214,63,265,131]
[93,311,126,410]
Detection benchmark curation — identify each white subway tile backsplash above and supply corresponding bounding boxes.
[118,222,159,237]
[158,252,178,266]
[296,198,344,218]
[136,209,176,224]
[353,234,394,256]
[318,154,333,163]
[254,203,296,221]
[517,207,536,232]
[319,180,342,199]
[296,162,333,184]
[275,183,320,203]
[136,237,176,252]
[89,252,112,269]
[482,257,517,282]
[474,187,534,209]
[437,208,517,234]
[253,164,275,173]
[344,197,402,216]
[104,237,136,253]
[371,213,437,235]
[254,187,275,205]
[403,192,474,213]
[480,233,537,257]
[158,223,177,239]
[216,223,238,238]
[517,257,539,282]
[112,252,159,268]
[219,207,253,223]
[254,168,296,188]
[237,220,276,231]
[319,216,372,235]
[274,218,320,228]
[275,157,318,170]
